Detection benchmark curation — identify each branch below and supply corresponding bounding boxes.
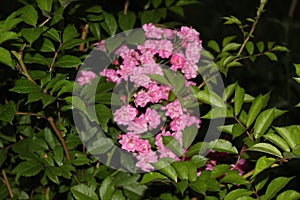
[79,24,89,52]
[47,116,71,160]
[2,169,13,198]
[124,0,129,15]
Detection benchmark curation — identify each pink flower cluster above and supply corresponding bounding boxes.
[76,70,97,86]
[100,24,203,171]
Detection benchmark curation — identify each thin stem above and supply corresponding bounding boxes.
[47,116,71,160]
[38,16,52,27]
[289,0,298,17]
[124,0,129,15]
[11,49,37,85]
[234,116,253,141]
[236,0,268,56]
[198,71,219,89]
[15,111,45,118]
[49,42,62,72]
[79,24,89,52]
[2,169,13,198]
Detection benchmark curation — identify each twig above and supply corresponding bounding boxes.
[47,116,71,160]
[79,24,89,52]
[237,0,268,56]
[15,111,45,118]
[11,48,37,85]
[38,16,52,27]
[198,71,219,89]
[289,0,298,17]
[234,116,253,141]
[2,169,13,198]
[124,0,129,15]
[49,42,62,72]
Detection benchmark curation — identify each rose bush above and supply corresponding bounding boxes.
[1,0,300,199]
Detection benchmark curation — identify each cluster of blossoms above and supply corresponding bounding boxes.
[77,23,203,171]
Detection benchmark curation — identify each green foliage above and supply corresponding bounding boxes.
[0,0,299,199]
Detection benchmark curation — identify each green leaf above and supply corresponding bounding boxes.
[276,190,300,200]
[118,11,136,31]
[152,0,162,8]
[223,82,237,100]
[163,136,183,156]
[223,43,241,52]
[36,0,53,12]
[63,25,79,43]
[20,5,38,26]
[65,96,88,116]
[71,184,99,200]
[211,164,231,178]
[253,108,275,139]
[54,55,82,68]
[272,45,289,52]
[245,41,255,55]
[101,13,117,36]
[24,53,51,66]
[0,47,13,68]
[232,123,246,139]
[146,74,169,86]
[90,23,101,40]
[140,10,162,24]
[234,84,245,116]
[0,148,8,166]
[220,172,248,185]
[99,176,114,200]
[248,143,283,158]
[208,40,220,52]
[169,6,184,17]
[40,38,55,52]
[0,31,19,44]
[141,172,168,184]
[189,179,207,195]
[263,133,290,152]
[222,35,237,47]
[93,104,112,132]
[294,64,300,76]
[246,93,269,127]
[46,166,59,183]
[10,78,40,94]
[186,161,197,182]
[210,139,238,154]
[112,190,126,200]
[21,27,44,45]
[12,160,43,180]
[172,161,188,180]
[224,189,253,200]
[265,52,278,61]
[182,125,198,148]
[263,177,293,200]
[274,127,297,149]
[256,41,264,52]
[192,86,225,108]
[202,107,233,119]
[152,160,177,182]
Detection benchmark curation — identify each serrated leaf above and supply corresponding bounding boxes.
[152,160,177,182]
[276,190,300,200]
[245,41,254,55]
[10,78,40,94]
[40,38,55,52]
[24,53,51,66]
[21,27,44,45]
[220,172,248,185]
[141,172,168,184]
[234,84,245,116]
[20,5,38,26]
[46,166,59,183]
[263,177,293,200]
[0,31,19,44]
[94,104,112,132]
[0,47,13,68]
[63,25,79,43]
[99,176,114,200]
[192,86,225,108]
[182,125,198,148]
[246,93,269,127]
[274,126,298,149]
[169,6,184,17]
[253,108,275,139]
[61,39,84,50]
[118,11,136,31]
[263,133,290,152]
[71,184,99,200]
[189,179,207,195]
[102,13,117,36]
[248,143,282,158]
[211,164,231,178]
[210,139,238,154]
[90,23,101,40]
[54,55,82,68]
[172,161,188,180]
[112,190,126,200]
[232,123,246,139]
[13,160,43,180]
[163,136,183,156]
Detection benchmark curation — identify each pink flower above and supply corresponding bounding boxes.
[114,105,138,126]
[134,90,151,107]
[163,29,174,39]
[156,39,173,58]
[145,108,161,129]
[177,26,200,42]
[143,23,163,39]
[185,42,202,64]
[182,62,198,79]
[95,40,105,51]
[77,70,97,86]
[119,133,140,152]
[170,53,185,71]
[162,99,183,119]
[101,69,120,84]
[130,67,152,87]
[136,139,151,153]
[128,115,148,134]
[136,151,157,172]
